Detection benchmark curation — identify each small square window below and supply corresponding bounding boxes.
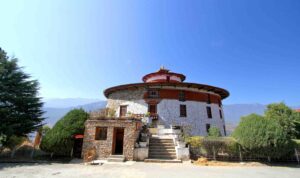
[95,127,107,140]
[180,105,187,117]
[148,90,159,98]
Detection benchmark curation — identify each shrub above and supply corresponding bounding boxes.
[233,114,294,159]
[208,127,221,138]
[186,136,203,148]
[265,102,298,139]
[293,139,300,149]
[187,136,239,158]
[40,109,88,156]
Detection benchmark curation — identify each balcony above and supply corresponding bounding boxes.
[132,113,159,120]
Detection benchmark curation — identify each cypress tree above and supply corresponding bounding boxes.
[0,48,44,145]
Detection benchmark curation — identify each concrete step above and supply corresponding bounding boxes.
[149,143,174,145]
[150,139,173,142]
[147,155,178,159]
[149,142,175,146]
[107,155,125,162]
[149,152,176,156]
[149,154,176,158]
[149,150,176,153]
[144,159,182,163]
[149,145,175,149]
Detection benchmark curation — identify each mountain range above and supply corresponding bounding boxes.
[42,98,299,133]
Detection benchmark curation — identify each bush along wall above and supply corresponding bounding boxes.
[40,109,88,156]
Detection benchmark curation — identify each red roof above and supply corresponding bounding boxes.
[73,134,84,139]
[296,109,300,113]
[142,67,186,83]
[104,82,230,99]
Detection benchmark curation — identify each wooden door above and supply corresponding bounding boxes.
[112,128,124,155]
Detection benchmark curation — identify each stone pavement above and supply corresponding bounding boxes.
[0,161,300,178]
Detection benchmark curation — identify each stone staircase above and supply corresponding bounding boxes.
[107,155,125,162]
[145,137,182,163]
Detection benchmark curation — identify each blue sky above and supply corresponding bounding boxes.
[0,0,300,105]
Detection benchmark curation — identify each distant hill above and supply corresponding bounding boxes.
[43,101,107,126]
[223,104,266,124]
[43,98,102,108]
[223,104,266,134]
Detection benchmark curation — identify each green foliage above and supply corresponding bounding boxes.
[40,109,88,155]
[233,114,294,158]
[5,135,27,150]
[293,112,300,139]
[207,127,221,138]
[107,108,116,117]
[201,137,237,157]
[41,125,51,136]
[265,102,298,139]
[292,139,300,149]
[0,48,44,145]
[186,136,203,148]
[187,136,239,157]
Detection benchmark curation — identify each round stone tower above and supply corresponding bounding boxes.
[104,67,229,136]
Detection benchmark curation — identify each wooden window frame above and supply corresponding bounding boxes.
[119,105,127,117]
[166,76,170,82]
[178,91,186,102]
[207,94,211,104]
[95,127,107,140]
[180,104,187,117]
[206,106,212,119]
[148,89,159,99]
[148,104,157,114]
[218,99,222,107]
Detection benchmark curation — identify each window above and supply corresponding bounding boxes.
[206,106,212,119]
[148,104,157,114]
[95,127,107,140]
[178,91,185,101]
[120,105,127,117]
[219,109,223,119]
[180,105,187,117]
[218,99,222,107]
[166,76,170,82]
[207,94,211,104]
[148,90,159,98]
[206,124,211,133]
[223,125,226,136]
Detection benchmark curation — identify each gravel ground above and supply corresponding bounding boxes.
[0,161,300,178]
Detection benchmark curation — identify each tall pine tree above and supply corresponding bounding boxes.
[0,48,44,144]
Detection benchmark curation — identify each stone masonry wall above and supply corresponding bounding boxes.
[105,87,226,136]
[82,119,141,161]
[157,100,226,136]
[106,88,148,117]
